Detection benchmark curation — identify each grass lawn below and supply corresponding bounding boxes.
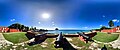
[2,32,91,50]
[2,32,119,50]
[93,32,119,42]
[0,37,89,50]
[69,37,91,47]
[0,38,62,50]
[3,32,28,43]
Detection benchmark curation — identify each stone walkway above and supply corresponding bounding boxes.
[0,33,13,48]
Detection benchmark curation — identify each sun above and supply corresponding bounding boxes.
[42,13,50,19]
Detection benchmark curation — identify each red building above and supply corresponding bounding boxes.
[101,27,120,33]
[0,27,20,33]
[0,27,9,32]
[9,29,20,32]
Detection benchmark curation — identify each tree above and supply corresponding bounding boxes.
[108,20,114,27]
[29,26,37,30]
[30,26,34,30]
[21,25,25,31]
[8,23,21,29]
[26,27,29,31]
[8,23,30,32]
[117,25,119,27]
[23,26,29,32]
[100,26,107,30]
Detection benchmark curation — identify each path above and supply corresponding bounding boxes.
[109,34,120,49]
[0,33,13,48]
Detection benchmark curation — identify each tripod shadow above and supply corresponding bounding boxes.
[62,38,77,50]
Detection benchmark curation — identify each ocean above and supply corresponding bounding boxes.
[46,30,90,34]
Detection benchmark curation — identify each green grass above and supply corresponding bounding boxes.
[0,38,87,50]
[93,32,119,42]
[69,37,91,47]
[3,32,28,43]
[2,32,120,50]
[2,32,91,50]
[0,38,62,50]
[69,37,92,50]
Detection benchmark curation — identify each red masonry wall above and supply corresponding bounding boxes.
[4,28,9,32]
[0,27,20,32]
[101,27,120,33]
[9,29,20,32]
[101,29,115,33]
[0,27,9,32]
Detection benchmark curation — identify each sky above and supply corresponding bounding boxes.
[0,0,120,30]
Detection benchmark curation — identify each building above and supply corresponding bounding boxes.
[0,27,20,33]
[0,27,9,32]
[9,29,20,32]
[115,27,120,32]
[101,27,120,33]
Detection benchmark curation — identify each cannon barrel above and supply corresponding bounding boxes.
[77,32,90,40]
[56,32,63,41]
[25,31,47,46]
[54,32,64,48]
[25,31,35,40]
[27,33,47,46]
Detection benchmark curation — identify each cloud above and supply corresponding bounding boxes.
[112,19,117,22]
[118,20,120,22]
[38,22,41,24]
[112,19,119,23]
[52,22,54,23]
[10,19,15,22]
[102,15,105,17]
[52,24,55,26]
[100,25,103,26]
[84,27,88,29]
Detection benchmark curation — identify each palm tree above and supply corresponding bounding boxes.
[108,20,114,28]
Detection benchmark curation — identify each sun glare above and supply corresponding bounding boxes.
[42,13,50,19]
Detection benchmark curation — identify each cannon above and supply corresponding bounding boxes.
[25,31,35,40]
[77,32,94,43]
[77,32,90,40]
[25,31,47,46]
[54,32,64,48]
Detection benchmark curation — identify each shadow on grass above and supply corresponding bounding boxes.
[62,38,77,50]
